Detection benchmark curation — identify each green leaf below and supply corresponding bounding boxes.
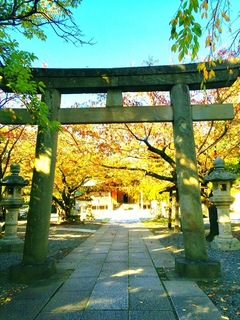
[192,25,202,37]
[191,0,199,12]
[178,50,185,61]
[183,1,188,9]
[171,43,178,52]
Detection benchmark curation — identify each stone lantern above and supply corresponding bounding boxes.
[0,163,28,243]
[205,157,240,250]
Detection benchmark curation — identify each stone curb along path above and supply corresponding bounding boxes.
[0,220,223,320]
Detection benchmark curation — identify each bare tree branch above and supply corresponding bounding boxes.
[102,163,175,183]
[197,123,229,157]
[125,124,176,169]
[0,0,92,45]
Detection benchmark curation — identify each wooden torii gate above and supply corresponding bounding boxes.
[1,60,239,280]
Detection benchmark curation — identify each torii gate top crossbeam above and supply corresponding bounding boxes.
[30,60,239,93]
[0,60,239,125]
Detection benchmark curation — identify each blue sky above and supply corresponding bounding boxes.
[14,0,239,69]
[14,0,189,68]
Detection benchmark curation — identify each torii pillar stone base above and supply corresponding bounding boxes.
[171,84,221,279]
[175,258,221,279]
[9,258,56,283]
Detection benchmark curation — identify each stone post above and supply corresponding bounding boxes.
[9,89,61,282]
[205,157,240,250]
[170,84,221,278]
[140,191,143,211]
[108,192,113,211]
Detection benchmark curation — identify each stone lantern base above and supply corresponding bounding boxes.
[0,234,23,244]
[211,236,240,251]
[0,240,23,253]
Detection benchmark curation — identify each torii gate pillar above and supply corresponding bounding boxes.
[171,84,221,278]
[10,89,60,282]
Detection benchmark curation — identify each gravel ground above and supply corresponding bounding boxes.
[149,220,240,320]
[0,219,239,320]
[0,221,103,306]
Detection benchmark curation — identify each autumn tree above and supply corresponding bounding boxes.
[52,122,151,220]
[0,124,36,221]
[52,125,101,219]
[0,125,36,180]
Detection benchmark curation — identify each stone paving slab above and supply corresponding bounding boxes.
[0,299,48,320]
[52,227,96,233]
[82,310,128,320]
[129,310,177,320]
[129,266,158,277]
[164,280,207,296]
[167,295,223,320]
[60,277,97,291]
[42,290,90,312]
[129,275,162,289]
[163,281,223,320]
[86,280,129,310]
[36,310,84,320]
[129,288,172,311]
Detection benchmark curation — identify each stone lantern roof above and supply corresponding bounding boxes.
[0,163,29,186]
[204,157,236,182]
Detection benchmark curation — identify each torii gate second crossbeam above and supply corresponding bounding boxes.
[1,60,239,282]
